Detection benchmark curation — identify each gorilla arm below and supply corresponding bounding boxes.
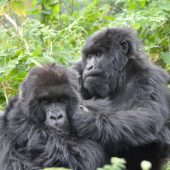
[73,80,170,148]
[74,104,162,147]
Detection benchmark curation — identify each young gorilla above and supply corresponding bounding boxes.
[74,28,170,170]
[0,64,105,170]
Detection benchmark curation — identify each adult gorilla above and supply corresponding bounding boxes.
[74,28,170,170]
[0,64,104,170]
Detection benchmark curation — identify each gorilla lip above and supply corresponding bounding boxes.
[83,69,103,80]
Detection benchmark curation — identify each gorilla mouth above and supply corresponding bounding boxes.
[83,69,103,80]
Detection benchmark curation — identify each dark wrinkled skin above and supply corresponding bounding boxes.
[74,28,170,170]
[0,64,105,170]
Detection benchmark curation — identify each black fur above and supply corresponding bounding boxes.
[74,28,170,170]
[0,64,104,170]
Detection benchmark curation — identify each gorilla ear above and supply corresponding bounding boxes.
[120,41,129,54]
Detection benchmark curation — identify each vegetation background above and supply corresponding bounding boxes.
[0,0,170,169]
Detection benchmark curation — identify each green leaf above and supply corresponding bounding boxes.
[11,1,26,16]
[44,168,69,170]
[42,10,52,15]
[160,52,170,65]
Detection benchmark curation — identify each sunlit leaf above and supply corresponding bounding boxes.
[11,1,26,17]
[160,52,170,65]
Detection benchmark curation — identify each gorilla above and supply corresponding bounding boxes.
[74,28,170,170]
[0,64,105,170]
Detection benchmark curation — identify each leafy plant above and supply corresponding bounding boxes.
[0,0,169,112]
[97,157,126,170]
[44,168,69,170]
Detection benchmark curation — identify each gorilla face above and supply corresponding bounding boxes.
[83,51,104,80]
[20,64,79,132]
[82,47,109,99]
[40,96,69,130]
[81,28,137,99]
[82,52,109,99]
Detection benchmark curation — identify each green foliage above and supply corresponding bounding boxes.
[140,161,152,170]
[44,168,69,170]
[97,158,152,170]
[42,158,167,170]
[109,0,170,70]
[163,162,170,170]
[0,0,169,111]
[97,157,126,170]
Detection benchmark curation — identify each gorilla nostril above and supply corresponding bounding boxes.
[87,65,93,71]
[57,114,63,119]
[50,116,56,120]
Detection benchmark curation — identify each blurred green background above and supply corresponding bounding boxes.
[0,0,170,169]
[0,0,170,110]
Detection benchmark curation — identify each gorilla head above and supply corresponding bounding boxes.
[20,64,80,132]
[79,28,147,99]
[0,64,105,170]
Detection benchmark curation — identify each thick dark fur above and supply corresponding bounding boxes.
[0,64,104,170]
[74,28,170,170]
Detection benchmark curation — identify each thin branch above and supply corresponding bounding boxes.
[4,14,29,52]
[71,0,74,15]
[4,14,23,38]
[59,0,62,29]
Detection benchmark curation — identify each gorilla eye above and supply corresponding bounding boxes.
[96,51,102,57]
[40,99,50,105]
[58,96,67,102]
[87,54,92,59]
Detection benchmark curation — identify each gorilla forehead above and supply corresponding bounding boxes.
[27,64,79,87]
[37,84,74,98]
[83,29,111,53]
[83,27,141,53]
[29,64,70,86]
[21,64,79,99]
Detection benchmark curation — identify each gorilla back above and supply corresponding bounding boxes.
[0,64,104,170]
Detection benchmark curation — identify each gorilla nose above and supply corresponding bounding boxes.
[50,112,63,120]
[86,65,93,71]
